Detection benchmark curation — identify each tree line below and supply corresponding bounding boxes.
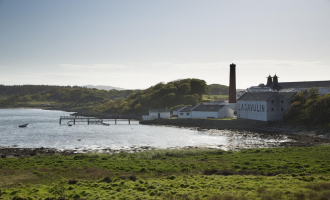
[284,88,330,129]
[0,85,79,96]
[0,85,138,107]
[208,84,229,95]
[0,80,217,115]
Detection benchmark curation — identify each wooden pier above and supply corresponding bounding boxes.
[59,116,141,125]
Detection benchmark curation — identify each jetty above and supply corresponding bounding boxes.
[59,116,141,125]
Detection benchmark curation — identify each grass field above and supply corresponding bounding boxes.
[203,95,229,101]
[1,146,330,199]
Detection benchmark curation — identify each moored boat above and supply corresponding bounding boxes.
[19,123,28,128]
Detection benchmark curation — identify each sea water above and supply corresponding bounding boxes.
[0,108,229,151]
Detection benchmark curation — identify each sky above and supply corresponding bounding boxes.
[1,0,330,90]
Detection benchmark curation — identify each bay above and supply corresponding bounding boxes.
[0,108,229,151]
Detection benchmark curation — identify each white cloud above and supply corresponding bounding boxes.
[59,64,133,70]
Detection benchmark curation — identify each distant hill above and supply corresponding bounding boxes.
[83,85,126,91]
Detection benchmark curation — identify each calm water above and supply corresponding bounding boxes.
[0,109,229,151]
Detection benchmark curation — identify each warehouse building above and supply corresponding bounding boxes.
[236,74,330,121]
[177,104,234,119]
[237,92,295,121]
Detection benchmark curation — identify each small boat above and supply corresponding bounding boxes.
[102,123,110,126]
[68,124,72,126]
[19,124,28,128]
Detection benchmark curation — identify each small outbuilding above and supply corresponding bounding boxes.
[142,109,171,121]
[172,106,187,117]
[178,106,195,119]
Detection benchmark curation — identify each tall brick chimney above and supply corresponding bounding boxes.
[229,63,236,103]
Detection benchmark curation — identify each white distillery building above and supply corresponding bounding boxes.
[177,106,195,119]
[142,109,170,121]
[236,74,330,121]
[237,92,296,121]
[241,75,330,96]
[177,105,234,119]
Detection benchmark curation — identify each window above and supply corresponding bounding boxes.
[271,100,274,103]
[271,108,274,111]
[186,113,190,115]
[180,113,183,115]
[281,100,284,103]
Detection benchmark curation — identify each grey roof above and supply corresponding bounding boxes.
[179,106,194,112]
[149,109,170,113]
[237,92,276,101]
[238,92,298,101]
[173,106,186,111]
[246,87,274,92]
[279,92,297,100]
[279,81,330,89]
[191,105,225,112]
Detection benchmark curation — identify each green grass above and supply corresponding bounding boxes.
[1,146,330,199]
[203,95,229,101]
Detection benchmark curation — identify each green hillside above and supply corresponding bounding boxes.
[93,78,209,114]
[0,79,209,115]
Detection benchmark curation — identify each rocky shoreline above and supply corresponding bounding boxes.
[140,118,330,137]
[1,128,329,158]
[139,118,330,149]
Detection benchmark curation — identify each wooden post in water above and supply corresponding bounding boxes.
[74,119,75,125]
[59,119,61,125]
[129,118,130,124]
[88,119,89,125]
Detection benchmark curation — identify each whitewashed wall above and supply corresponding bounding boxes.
[173,106,187,116]
[237,101,268,121]
[178,112,192,118]
[228,103,237,112]
[142,115,155,121]
[191,111,218,119]
[149,111,170,119]
[172,110,179,116]
[219,106,234,118]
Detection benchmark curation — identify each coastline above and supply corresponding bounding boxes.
[2,126,329,158]
[139,118,330,148]
[140,118,330,137]
[1,108,329,157]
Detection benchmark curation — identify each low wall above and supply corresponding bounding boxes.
[140,118,272,131]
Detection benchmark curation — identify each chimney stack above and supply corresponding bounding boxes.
[271,74,282,91]
[266,75,273,87]
[229,63,236,103]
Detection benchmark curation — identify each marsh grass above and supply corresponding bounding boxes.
[1,146,330,199]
